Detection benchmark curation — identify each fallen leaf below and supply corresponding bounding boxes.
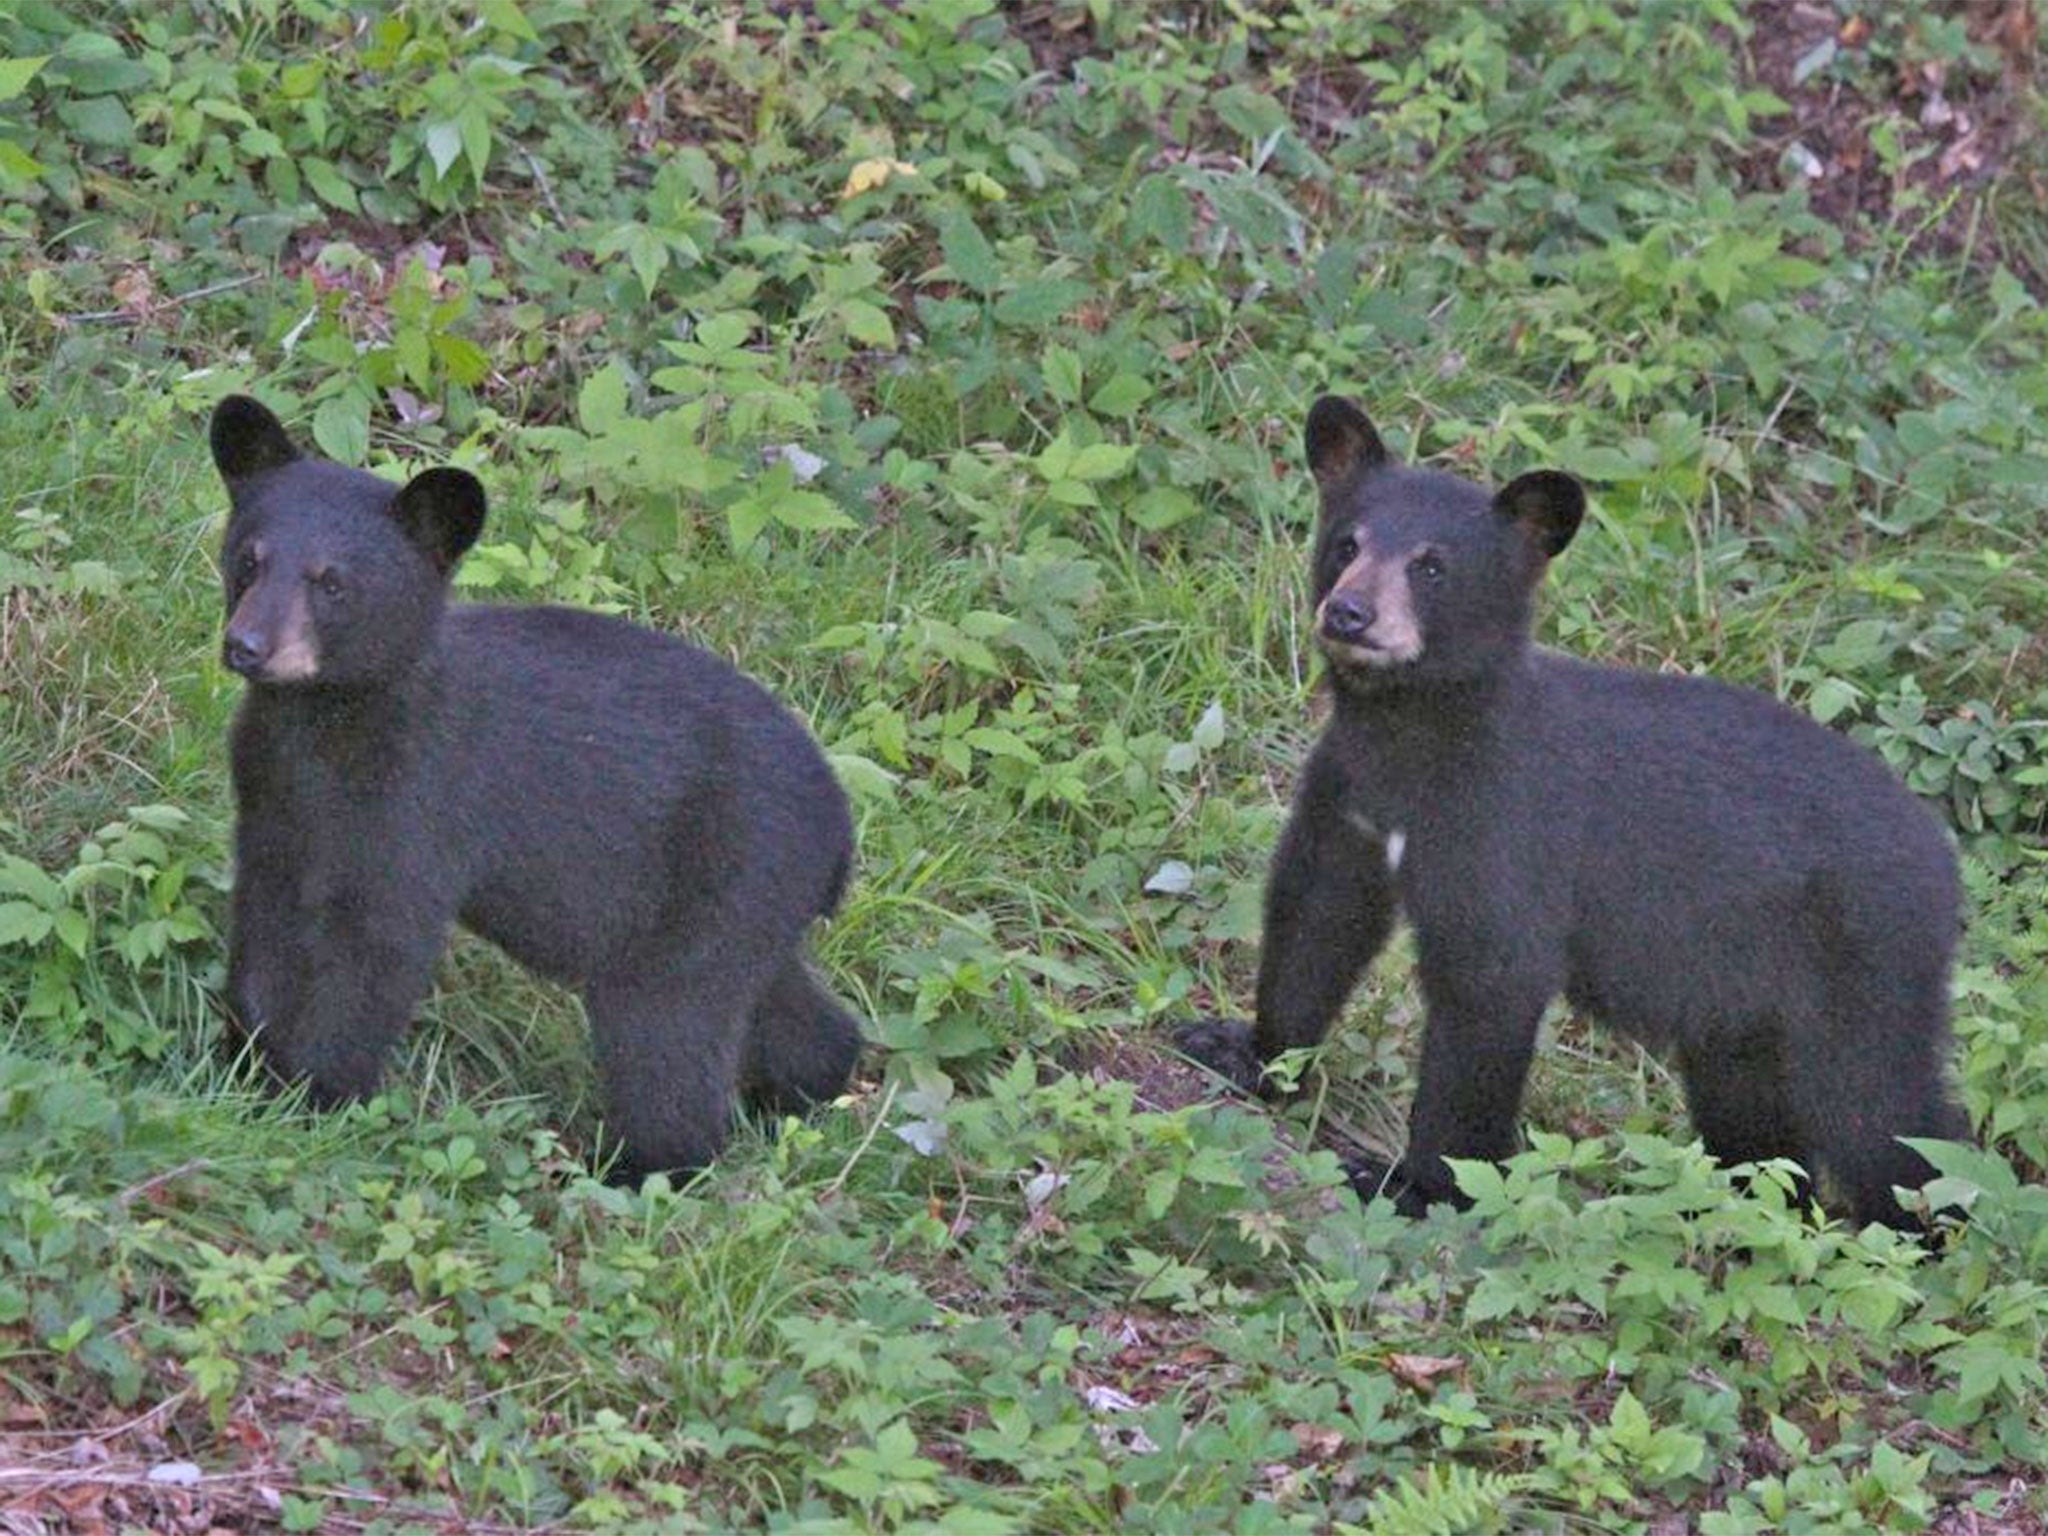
[841,158,917,200]
[1387,1352,1466,1390]
[1291,1421,1345,1458]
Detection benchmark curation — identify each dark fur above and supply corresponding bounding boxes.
[1182,397,1966,1231]
[211,396,863,1180]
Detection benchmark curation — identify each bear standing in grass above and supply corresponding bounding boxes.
[210,395,863,1181]
[1181,396,1967,1231]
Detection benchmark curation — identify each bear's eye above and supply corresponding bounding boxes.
[313,570,344,598]
[1332,533,1359,566]
[1410,551,1445,583]
[234,548,258,583]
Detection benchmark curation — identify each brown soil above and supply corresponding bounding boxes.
[1740,0,2044,285]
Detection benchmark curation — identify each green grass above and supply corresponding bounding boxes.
[2,1,2047,1531]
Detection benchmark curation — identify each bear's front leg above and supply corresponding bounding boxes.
[1178,738,1397,1093]
[1381,948,1556,1214]
[225,836,309,1060]
[231,869,444,1107]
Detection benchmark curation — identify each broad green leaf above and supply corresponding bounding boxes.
[1609,1389,1650,1440]
[1465,1270,1527,1323]
[0,901,54,947]
[1815,618,1892,672]
[1213,84,1290,143]
[826,752,899,805]
[1143,1168,1179,1219]
[938,208,1001,295]
[1806,677,1860,724]
[50,33,150,95]
[961,727,1040,763]
[0,855,63,909]
[54,94,132,149]
[477,0,541,41]
[458,102,493,181]
[198,97,259,129]
[993,279,1089,328]
[836,297,895,349]
[394,327,433,390]
[0,56,49,102]
[726,496,770,552]
[1066,441,1134,481]
[300,156,359,212]
[0,140,45,183]
[596,223,670,298]
[695,311,753,352]
[279,60,323,97]
[1087,372,1150,418]
[52,908,89,958]
[767,488,856,533]
[1033,429,1076,482]
[311,393,370,465]
[958,611,1015,640]
[431,333,490,387]
[1041,344,1082,404]
[1555,443,1653,482]
[423,120,463,177]
[577,363,628,435]
[1128,174,1190,252]
[1127,486,1197,530]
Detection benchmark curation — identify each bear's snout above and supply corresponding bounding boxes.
[223,627,267,677]
[1321,594,1374,645]
[222,582,321,684]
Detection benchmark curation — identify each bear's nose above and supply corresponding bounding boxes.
[223,629,267,677]
[1321,595,1373,644]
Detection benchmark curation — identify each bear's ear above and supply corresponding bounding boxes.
[1305,396,1389,492]
[210,396,300,483]
[389,467,487,575]
[1494,470,1585,560]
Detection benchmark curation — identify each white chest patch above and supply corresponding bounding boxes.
[1346,808,1406,874]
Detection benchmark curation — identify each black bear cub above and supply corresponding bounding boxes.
[1182,396,1966,1231]
[210,395,863,1181]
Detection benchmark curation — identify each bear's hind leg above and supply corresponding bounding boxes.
[1677,1029,1813,1212]
[1792,997,1967,1232]
[583,956,766,1184]
[1781,874,1968,1232]
[742,958,862,1118]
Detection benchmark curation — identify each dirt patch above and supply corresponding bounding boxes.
[1077,1027,1388,1182]
[1931,1477,2048,1535]
[1078,1029,1229,1117]
[0,1384,548,1535]
[1740,0,2044,284]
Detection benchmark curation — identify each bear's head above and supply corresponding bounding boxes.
[210,396,486,689]
[1302,396,1583,693]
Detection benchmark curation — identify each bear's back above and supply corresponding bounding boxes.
[1515,651,1958,1040]
[427,603,849,978]
[1528,650,1950,883]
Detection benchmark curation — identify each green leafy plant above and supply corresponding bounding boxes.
[0,1,2042,1530]
[0,807,220,1057]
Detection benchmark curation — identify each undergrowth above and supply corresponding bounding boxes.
[1,1,2044,1530]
